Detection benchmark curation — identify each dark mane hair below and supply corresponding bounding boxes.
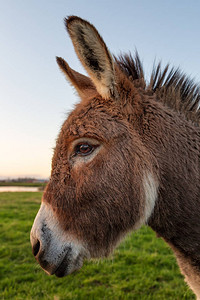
[115,53,200,126]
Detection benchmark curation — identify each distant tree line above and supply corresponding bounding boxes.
[0,177,48,183]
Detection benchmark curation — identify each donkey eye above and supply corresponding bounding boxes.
[75,143,95,156]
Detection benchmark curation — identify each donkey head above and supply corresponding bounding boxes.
[30,16,158,277]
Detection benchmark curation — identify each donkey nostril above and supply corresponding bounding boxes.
[33,240,40,257]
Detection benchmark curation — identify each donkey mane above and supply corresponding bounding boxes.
[116,53,200,126]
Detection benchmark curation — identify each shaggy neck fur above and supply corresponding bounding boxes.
[121,76,200,296]
[115,54,200,296]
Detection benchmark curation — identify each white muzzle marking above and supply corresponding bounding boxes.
[30,202,89,277]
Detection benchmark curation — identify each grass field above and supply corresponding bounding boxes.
[0,182,46,187]
[0,192,194,299]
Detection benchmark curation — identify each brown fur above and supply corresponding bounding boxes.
[32,16,200,297]
[44,95,157,256]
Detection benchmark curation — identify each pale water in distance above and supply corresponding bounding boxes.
[0,186,40,192]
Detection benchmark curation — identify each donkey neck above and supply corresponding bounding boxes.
[136,97,200,263]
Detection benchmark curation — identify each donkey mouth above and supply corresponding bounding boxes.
[54,249,72,277]
[53,251,84,278]
[54,257,70,277]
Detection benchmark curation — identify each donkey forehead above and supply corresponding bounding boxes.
[60,99,128,141]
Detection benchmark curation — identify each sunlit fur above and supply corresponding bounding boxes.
[31,16,200,297]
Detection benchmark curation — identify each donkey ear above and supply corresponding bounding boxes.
[56,56,96,99]
[66,16,117,100]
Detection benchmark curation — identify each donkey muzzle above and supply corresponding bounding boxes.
[30,202,89,277]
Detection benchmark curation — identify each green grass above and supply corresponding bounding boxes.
[0,182,46,187]
[0,192,194,299]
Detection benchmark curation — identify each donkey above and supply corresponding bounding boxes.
[30,16,200,297]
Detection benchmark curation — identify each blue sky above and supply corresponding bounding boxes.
[1,0,200,178]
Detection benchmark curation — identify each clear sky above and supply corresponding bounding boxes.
[1,0,200,179]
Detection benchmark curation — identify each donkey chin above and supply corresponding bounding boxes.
[30,202,90,277]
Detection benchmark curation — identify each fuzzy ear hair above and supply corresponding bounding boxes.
[56,56,96,99]
[65,16,117,100]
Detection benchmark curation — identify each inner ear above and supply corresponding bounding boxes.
[66,16,117,100]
